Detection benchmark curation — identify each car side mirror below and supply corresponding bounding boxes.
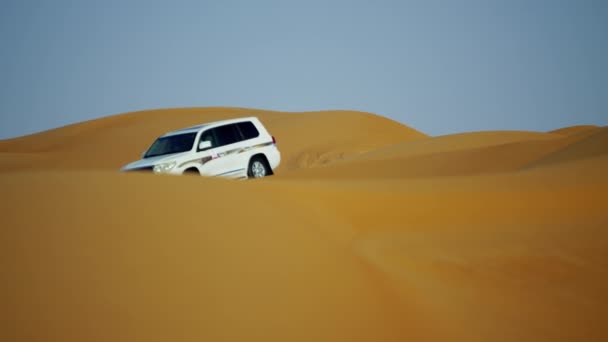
[198,140,212,150]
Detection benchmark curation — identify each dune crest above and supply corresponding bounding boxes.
[549,125,600,135]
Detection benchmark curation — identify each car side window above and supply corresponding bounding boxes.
[198,129,217,151]
[237,122,260,140]
[214,124,241,147]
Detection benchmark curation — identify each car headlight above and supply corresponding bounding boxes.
[153,161,176,173]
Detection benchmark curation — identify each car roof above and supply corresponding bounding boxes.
[161,116,260,137]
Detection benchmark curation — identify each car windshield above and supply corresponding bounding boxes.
[144,132,197,158]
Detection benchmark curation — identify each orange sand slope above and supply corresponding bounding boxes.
[1,108,607,342]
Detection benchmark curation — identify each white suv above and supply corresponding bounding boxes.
[121,117,281,179]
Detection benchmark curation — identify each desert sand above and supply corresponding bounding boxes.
[1,107,607,341]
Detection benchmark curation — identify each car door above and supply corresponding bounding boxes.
[198,124,249,178]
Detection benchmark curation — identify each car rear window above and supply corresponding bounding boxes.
[238,121,260,140]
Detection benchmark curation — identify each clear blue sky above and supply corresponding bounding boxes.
[0,0,606,139]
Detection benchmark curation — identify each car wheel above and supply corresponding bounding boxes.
[183,168,200,176]
[248,157,269,178]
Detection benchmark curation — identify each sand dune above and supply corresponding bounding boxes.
[549,125,600,135]
[1,108,607,341]
[280,127,606,179]
[525,127,608,169]
[0,108,425,172]
[340,130,563,162]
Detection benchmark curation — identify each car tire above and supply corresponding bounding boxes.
[248,156,269,178]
